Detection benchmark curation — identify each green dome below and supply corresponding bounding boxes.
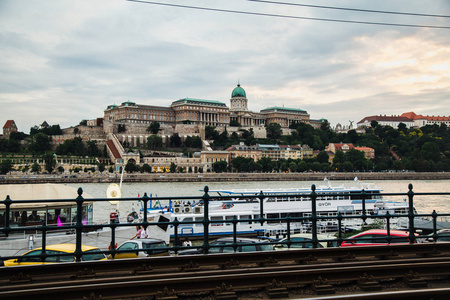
[231,84,246,98]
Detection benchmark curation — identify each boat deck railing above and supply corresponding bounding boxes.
[1,183,450,262]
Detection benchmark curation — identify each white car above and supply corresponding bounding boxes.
[109,238,169,259]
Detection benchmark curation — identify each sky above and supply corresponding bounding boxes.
[1,0,449,133]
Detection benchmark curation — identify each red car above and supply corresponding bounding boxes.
[340,229,416,247]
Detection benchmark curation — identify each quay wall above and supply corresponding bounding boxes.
[1,172,450,185]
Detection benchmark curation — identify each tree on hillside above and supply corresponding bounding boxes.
[169,162,177,173]
[30,133,51,153]
[43,153,56,173]
[147,135,163,148]
[169,133,182,147]
[97,163,106,173]
[317,151,329,164]
[212,161,228,173]
[266,123,282,140]
[0,159,13,174]
[31,162,41,173]
[147,122,161,134]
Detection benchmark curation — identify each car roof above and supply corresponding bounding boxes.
[214,237,266,243]
[33,244,99,252]
[353,229,410,236]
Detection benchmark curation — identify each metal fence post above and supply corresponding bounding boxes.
[75,187,84,262]
[310,184,318,248]
[3,195,11,237]
[432,210,438,241]
[202,186,210,254]
[142,193,149,227]
[173,217,179,253]
[258,191,264,225]
[361,189,367,224]
[407,183,416,244]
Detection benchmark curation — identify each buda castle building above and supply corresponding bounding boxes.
[103,84,318,139]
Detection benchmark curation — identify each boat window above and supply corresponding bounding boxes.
[225,216,234,225]
[240,215,252,224]
[267,213,280,223]
[180,217,193,227]
[211,216,224,226]
[194,217,203,227]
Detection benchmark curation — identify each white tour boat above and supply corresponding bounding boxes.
[144,179,411,241]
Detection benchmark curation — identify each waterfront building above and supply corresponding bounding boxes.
[200,151,229,172]
[226,143,262,162]
[325,143,375,160]
[226,142,313,162]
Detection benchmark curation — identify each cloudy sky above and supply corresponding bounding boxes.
[1,0,449,133]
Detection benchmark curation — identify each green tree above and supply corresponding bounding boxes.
[169,133,182,147]
[141,163,152,173]
[31,162,41,173]
[316,151,329,164]
[43,154,56,173]
[30,132,51,153]
[97,163,106,173]
[147,135,163,149]
[169,162,177,173]
[0,159,13,174]
[118,124,126,133]
[266,123,282,140]
[79,120,88,126]
[125,160,137,173]
[147,122,161,134]
[57,166,65,173]
[212,161,228,173]
[86,140,101,157]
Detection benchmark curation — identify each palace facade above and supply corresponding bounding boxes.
[103,84,314,134]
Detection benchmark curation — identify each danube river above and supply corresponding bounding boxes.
[67,179,450,216]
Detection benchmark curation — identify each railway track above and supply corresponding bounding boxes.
[1,243,449,299]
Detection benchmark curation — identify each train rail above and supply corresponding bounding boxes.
[1,243,450,299]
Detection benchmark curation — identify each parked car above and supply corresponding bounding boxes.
[340,229,416,247]
[273,233,335,250]
[178,237,272,255]
[424,229,450,243]
[1,244,106,267]
[109,238,169,259]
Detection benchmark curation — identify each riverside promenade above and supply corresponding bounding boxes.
[1,171,450,184]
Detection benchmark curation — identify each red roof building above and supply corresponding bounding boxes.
[2,120,18,139]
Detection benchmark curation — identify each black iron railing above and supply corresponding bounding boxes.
[1,184,449,263]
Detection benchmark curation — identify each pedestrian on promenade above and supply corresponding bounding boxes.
[131,225,143,239]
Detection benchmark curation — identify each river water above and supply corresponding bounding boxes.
[67,179,450,216]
